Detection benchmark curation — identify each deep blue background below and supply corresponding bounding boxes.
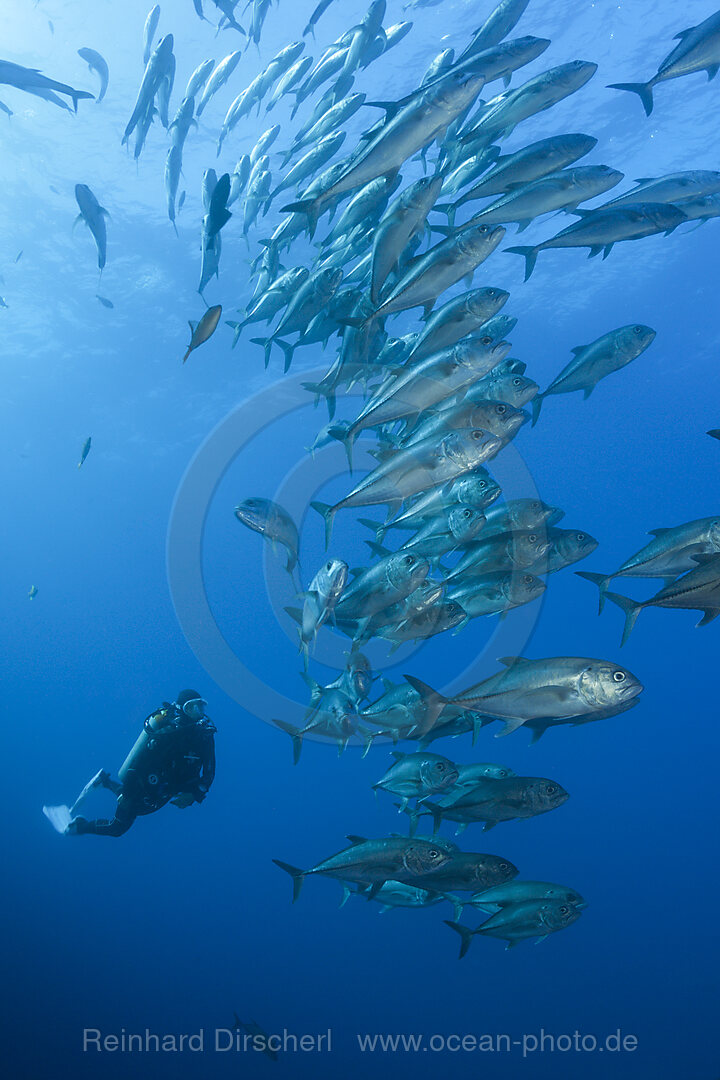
[1,0,718,1077]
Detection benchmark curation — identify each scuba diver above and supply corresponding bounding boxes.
[43,690,216,837]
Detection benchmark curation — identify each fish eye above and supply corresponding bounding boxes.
[523,575,533,584]
[403,555,415,566]
[434,762,446,772]
[499,862,511,872]
[613,670,626,682]
[576,533,585,542]
[496,404,507,414]
[463,509,472,517]
[512,377,522,386]
[482,336,492,345]
[545,784,557,795]
[528,534,537,543]
[472,430,483,439]
[429,849,440,860]
[326,561,333,570]
[634,326,643,334]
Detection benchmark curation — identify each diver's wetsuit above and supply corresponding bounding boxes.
[73,709,216,837]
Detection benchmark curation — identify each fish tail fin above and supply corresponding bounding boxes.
[447,895,464,924]
[434,202,456,226]
[575,570,613,614]
[328,423,355,470]
[272,859,305,901]
[505,245,538,281]
[423,801,444,834]
[271,717,303,764]
[249,336,273,367]
[71,90,94,111]
[444,920,475,960]
[310,500,336,549]
[365,540,392,559]
[275,338,295,373]
[603,590,643,647]
[358,518,386,543]
[395,802,420,836]
[281,198,320,238]
[530,393,544,427]
[607,81,654,117]
[403,674,448,709]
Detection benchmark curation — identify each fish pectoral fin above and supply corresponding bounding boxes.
[673,26,695,38]
[707,65,720,81]
[698,609,720,627]
[494,716,528,737]
[497,655,530,666]
[346,834,368,845]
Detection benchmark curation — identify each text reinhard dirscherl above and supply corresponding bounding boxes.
[82,1029,639,1058]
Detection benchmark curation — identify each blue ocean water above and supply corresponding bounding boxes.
[2,0,719,1076]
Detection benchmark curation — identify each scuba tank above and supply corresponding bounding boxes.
[118,703,178,784]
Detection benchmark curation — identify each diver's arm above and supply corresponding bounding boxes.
[201,736,216,785]
[197,735,216,797]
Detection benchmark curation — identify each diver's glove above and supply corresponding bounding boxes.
[171,782,208,808]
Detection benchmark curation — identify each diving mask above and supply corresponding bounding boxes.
[181,698,208,721]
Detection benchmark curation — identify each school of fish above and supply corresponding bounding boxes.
[9,0,720,955]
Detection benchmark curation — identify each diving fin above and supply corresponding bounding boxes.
[69,769,108,814]
[42,804,74,834]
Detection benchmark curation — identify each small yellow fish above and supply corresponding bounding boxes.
[183,304,222,363]
[28,585,38,599]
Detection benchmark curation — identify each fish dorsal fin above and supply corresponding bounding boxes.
[633,177,653,184]
[390,751,406,760]
[647,527,670,536]
[364,99,402,120]
[349,567,364,577]
[283,606,302,624]
[497,655,529,666]
[690,552,720,565]
[346,834,368,845]
[189,320,197,333]
[381,677,395,692]
[365,540,392,558]
[570,345,587,355]
[674,26,695,39]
